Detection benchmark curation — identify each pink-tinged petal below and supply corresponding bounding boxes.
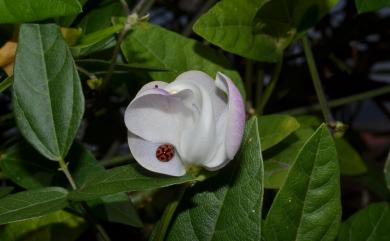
[128,133,186,176]
[215,72,245,159]
[124,89,194,145]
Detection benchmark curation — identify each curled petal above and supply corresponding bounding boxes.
[166,71,220,164]
[128,133,186,176]
[167,70,227,120]
[215,72,245,160]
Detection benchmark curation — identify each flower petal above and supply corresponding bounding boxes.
[128,133,186,176]
[165,71,221,164]
[215,72,245,159]
[124,89,193,145]
[167,70,227,120]
[135,81,168,98]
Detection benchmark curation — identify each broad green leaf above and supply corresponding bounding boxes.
[68,164,200,201]
[253,0,338,38]
[89,193,143,227]
[264,124,341,241]
[0,187,68,225]
[71,25,122,57]
[193,0,280,62]
[263,115,367,188]
[78,2,123,34]
[13,24,84,161]
[355,0,390,13]
[385,151,390,191]
[0,142,102,189]
[57,0,89,27]
[0,142,142,227]
[0,210,86,241]
[166,117,263,241]
[264,160,289,189]
[335,138,367,175]
[338,202,390,241]
[74,1,124,56]
[0,0,82,24]
[119,21,246,98]
[263,124,316,188]
[258,114,300,151]
[0,75,13,92]
[73,25,122,49]
[0,143,60,189]
[0,187,13,198]
[194,0,338,62]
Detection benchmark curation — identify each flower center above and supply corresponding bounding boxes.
[155,144,175,162]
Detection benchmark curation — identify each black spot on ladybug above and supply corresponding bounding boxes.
[156,144,175,162]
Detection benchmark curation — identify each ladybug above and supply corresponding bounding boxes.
[156,144,175,162]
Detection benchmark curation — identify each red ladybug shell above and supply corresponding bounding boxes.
[156,144,175,162]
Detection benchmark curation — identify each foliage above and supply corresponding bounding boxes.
[0,0,388,240]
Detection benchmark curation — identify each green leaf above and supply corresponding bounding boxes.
[263,115,366,188]
[72,25,122,49]
[68,164,200,201]
[263,123,316,188]
[335,138,367,175]
[0,75,13,92]
[264,124,341,241]
[264,160,289,189]
[193,0,280,62]
[253,0,338,37]
[0,210,86,241]
[56,0,89,27]
[259,114,300,151]
[0,0,82,24]
[89,193,143,227]
[0,142,143,227]
[73,1,124,57]
[0,143,60,189]
[166,117,264,241]
[338,202,390,241]
[0,187,13,198]
[0,187,68,225]
[13,24,84,161]
[194,0,337,62]
[71,25,123,57]
[119,21,246,98]
[0,142,102,189]
[355,0,390,13]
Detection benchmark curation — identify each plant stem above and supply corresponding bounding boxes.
[256,60,283,115]
[151,184,188,241]
[59,159,77,190]
[58,159,111,241]
[281,85,390,115]
[76,66,98,80]
[302,36,334,124]
[101,0,152,90]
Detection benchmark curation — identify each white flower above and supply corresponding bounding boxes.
[124,71,245,176]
